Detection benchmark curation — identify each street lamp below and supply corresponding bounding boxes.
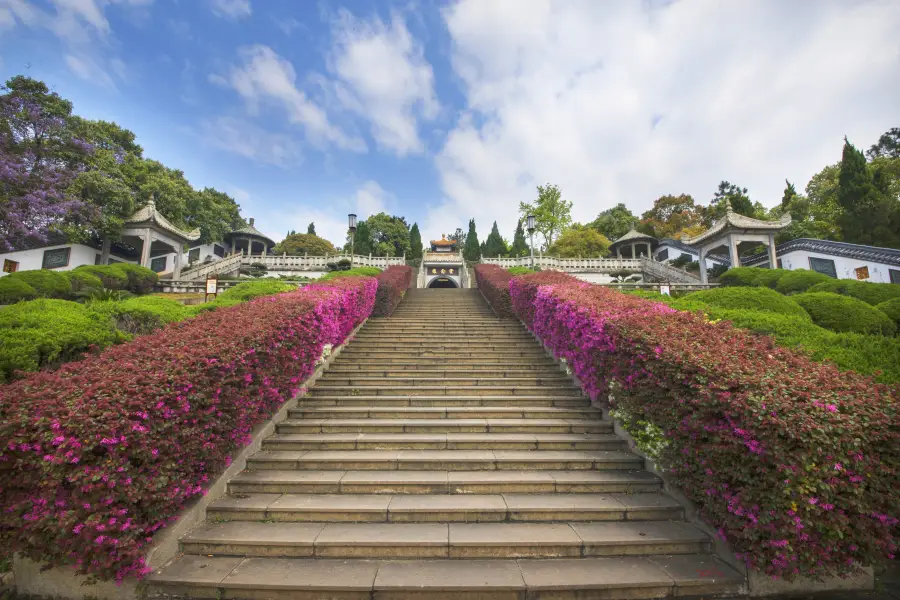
[526,214,536,270]
[348,213,357,267]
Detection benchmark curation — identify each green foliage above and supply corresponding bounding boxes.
[866,127,900,159]
[307,222,316,235]
[640,194,705,239]
[0,276,38,304]
[510,219,529,257]
[774,269,833,295]
[463,218,480,261]
[3,270,71,299]
[519,183,573,249]
[64,270,104,295]
[506,266,536,275]
[88,296,191,335]
[793,292,896,336]
[274,233,337,255]
[318,267,381,281]
[837,137,900,249]
[408,223,423,260]
[0,299,125,382]
[74,265,129,290]
[718,266,786,288]
[589,203,636,241]
[707,180,762,222]
[216,279,296,303]
[482,221,508,258]
[548,225,611,257]
[361,213,411,257]
[807,279,900,306]
[876,297,900,330]
[675,287,810,319]
[609,406,668,461]
[108,263,158,294]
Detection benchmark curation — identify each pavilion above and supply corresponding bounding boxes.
[224,218,276,257]
[423,234,462,288]
[113,200,201,279]
[682,200,792,283]
[609,228,657,259]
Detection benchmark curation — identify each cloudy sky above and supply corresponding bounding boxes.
[1,0,898,247]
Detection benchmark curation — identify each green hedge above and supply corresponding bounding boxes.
[877,298,900,330]
[89,296,192,335]
[793,292,896,336]
[674,287,810,320]
[2,270,71,299]
[718,267,787,288]
[194,279,298,313]
[74,265,129,290]
[109,263,158,294]
[774,269,834,295]
[506,266,536,276]
[318,267,382,281]
[0,299,126,383]
[807,279,900,306]
[64,270,104,295]
[0,277,38,304]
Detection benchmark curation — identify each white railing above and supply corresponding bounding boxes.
[481,255,642,272]
[179,253,243,280]
[180,252,407,280]
[639,258,700,283]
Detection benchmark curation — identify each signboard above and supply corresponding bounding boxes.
[41,247,70,269]
[3,259,18,273]
[205,276,218,302]
[659,284,671,296]
[429,267,456,275]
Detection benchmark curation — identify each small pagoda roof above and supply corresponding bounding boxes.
[682,201,791,246]
[430,234,457,248]
[124,200,201,242]
[611,228,656,245]
[224,218,275,246]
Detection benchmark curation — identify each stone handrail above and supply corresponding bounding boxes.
[179,252,243,280]
[180,253,406,280]
[639,257,700,283]
[481,255,642,272]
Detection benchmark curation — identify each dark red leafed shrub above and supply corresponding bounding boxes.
[508,270,580,329]
[0,276,377,582]
[510,280,898,580]
[474,264,515,317]
[372,265,413,317]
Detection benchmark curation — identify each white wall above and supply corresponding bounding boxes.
[0,244,134,277]
[766,249,899,284]
[655,244,728,266]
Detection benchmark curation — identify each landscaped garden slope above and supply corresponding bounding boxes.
[0,276,378,582]
[502,271,898,581]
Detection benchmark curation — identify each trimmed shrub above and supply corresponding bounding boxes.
[506,266,536,276]
[214,279,296,305]
[474,264,515,318]
[74,265,129,290]
[675,287,810,320]
[508,271,581,330]
[318,266,382,281]
[64,270,104,295]
[372,265,413,317]
[775,269,833,295]
[808,279,900,306]
[719,267,777,287]
[877,298,900,330]
[793,292,895,336]
[89,297,193,335]
[4,270,71,299]
[510,281,898,580]
[109,263,159,295]
[0,277,37,305]
[0,299,124,383]
[0,277,377,582]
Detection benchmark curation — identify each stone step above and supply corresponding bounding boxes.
[324,367,565,377]
[288,406,599,420]
[228,469,662,495]
[247,450,643,471]
[299,397,592,408]
[337,349,551,358]
[314,376,574,387]
[263,433,623,451]
[207,493,683,523]
[360,326,527,332]
[329,358,560,367]
[308,386,583,398]
[276,418,607,434]
[147,555,744,600]
[353,332,535,338]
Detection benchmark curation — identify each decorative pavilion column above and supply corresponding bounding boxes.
[140,230,152,268]
[616,247,622,259]
[699,246,709,284]
[173,247,183,279]
[767,233,778,269]
[728,235,740,269]
[100,239,111,265]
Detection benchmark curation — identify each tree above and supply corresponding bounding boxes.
[348,219,373,255]
[640,194,705,239]
[408,222,423,260]
[781,179,798,209]
[449,227,466,247]
[463,218,480,261]
[866,127,900,160]
[707,181,757,222]
[483,221,509,257]
[519,183,572,249]
[549,225,611,258]
[307,222,316,235]
[589,203,636,241]
[510,219,528,257]
[275,233,337,255]
[837,137,899,248]
[357,213,410,257]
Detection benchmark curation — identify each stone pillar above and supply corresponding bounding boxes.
[231,239,236,255]
[767,233,778,269]
[631,242,637,258]
[140,230,152,268]
[699,246,709,284]
[173,247,183,280]
[100,239,111,265]
[728,235,740,269]
[616,247,622,259]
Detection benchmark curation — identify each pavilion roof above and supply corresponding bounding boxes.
[224,218,275,246]
[431,234,456,247]
[609,227,657,250]
[124,200,201,242]
[682,201,791,246]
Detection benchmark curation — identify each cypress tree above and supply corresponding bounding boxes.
[307,222,316,235]
[463,218,481,261]
[484,221,508,257]
[408,223,423,260]
[511,219,528,257]
[837,137,888,246]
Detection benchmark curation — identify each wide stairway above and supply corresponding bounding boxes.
[148,289,743,599]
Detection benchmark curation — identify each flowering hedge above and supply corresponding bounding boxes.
[509,274,898,580]
[0,276,377,582]
[474,264,515,318]
[508,270,580,329]
[372,265,413,317]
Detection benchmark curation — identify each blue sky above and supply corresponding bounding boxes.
[2,0,899,247]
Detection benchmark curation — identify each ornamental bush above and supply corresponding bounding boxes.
[793,292,896,336]
[719,267,786,288]
[775,269,833,295]
[4,270,71,299]
[109,263,159,295]
[510,280,898,580]
[0,277,377,582]
[74,265,129,290]
[808,279,900,306]
[318,266,382,281]
[506,266,536,275]
[474,264,515,318]
[675,287,810,320]
[508,270,581,329]
[877,298,900,330]
[372,265,413,317]
[0,299,125,383]
[199,279,298,311]
[89,296,193,335]
[64,270,104,296]
[0,277,37,304]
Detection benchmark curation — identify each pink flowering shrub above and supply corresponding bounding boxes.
[0,276,376,582]
[510,278,898,580]
[508,270,580,328]
[474,264,515,317]
[372,265,413,317]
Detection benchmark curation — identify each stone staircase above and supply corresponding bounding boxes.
[147,288,743,599]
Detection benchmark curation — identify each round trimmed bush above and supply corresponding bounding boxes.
[74,265,129,290]
[720,267,772,287]
[0,277,38,304]
[775,269,834,295]
[876,298,900,331]
[109,263,159,294]
[793,292,896,336]
[808,279,900,306]
[676,287,810,320]
[64,270,104,295]
[5,270,71,298]
[89,296,192,334]
[752,269,788,289]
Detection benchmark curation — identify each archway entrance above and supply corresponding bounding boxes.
[428,277,459,289]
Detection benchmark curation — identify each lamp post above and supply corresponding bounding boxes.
[526,214,536,270]
[348,213,357,268]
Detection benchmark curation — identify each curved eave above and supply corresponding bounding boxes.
[124,208,201,242]
[682,213,791,246]
[224,229,276,246]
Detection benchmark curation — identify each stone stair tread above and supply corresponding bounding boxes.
[250,449,641,463]
[290,407,593,416]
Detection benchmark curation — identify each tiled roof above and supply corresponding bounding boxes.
[610,228,656,246]
[224,219,275,245]
[124,200,201,241]
[682,202,791,246]
[742,238,900,268]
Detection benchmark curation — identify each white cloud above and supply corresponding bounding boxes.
[197,116,303,167]
[329,10,439,155]
[219,45,366,152]
[210,0,250,20]
[273,15,302,35]
[426,0,900,244]
[64,53,117,90]
[353,180,391,216]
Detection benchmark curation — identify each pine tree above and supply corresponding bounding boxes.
[511,219,528,257]
[837,137,895,246]
[307,222,316,235]
[483,221,508,257]
[408,222,423,260]
[463,218,481,261]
